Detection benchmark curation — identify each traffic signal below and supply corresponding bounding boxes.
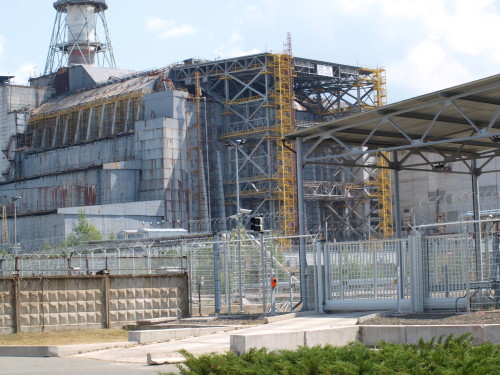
[250,217,263,232]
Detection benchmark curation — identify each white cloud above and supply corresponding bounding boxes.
[159,25,196,39]
[145,17,175,32]
[9,63,37,85]
[144,17,196,39]
[387,41,474,100]
[213,32,260,59]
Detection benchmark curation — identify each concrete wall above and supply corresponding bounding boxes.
[58,200,165,239]
[135,117,190,225]
[19,135,136,179]
[7,201,165,248]
[0,84,54,183]
[0,87,207,245]
[0,168,139,214]
[0,274,188,334]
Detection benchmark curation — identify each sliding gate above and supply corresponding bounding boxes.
[319,234,471,312]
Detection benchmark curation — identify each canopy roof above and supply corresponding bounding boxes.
[287,74,500,173]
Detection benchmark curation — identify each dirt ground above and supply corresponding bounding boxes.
[361,310,500,325]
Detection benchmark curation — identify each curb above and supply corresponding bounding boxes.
[0,341,134,357]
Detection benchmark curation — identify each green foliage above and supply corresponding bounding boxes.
[64,209,102,247]
[159,335,500,375]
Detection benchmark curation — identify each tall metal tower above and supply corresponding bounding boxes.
[44,0,116,75]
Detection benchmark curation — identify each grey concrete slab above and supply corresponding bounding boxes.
[360,324,500,346]
[0,342,134,357]
[128,325,243,344]
[0,356,179,375]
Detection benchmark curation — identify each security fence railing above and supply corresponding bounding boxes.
[4,223,499,315]
[0,234,317,316]
[318,223,500,312]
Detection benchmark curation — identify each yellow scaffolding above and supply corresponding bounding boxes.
[375,151,393,238]
[271,53,298,236]
[364,67,392,237]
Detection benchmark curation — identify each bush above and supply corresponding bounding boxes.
[160,334,500,375]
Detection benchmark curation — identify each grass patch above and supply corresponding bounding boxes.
[0,329,128,346]
[161,334,500,375]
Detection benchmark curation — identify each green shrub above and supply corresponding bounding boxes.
[160,334,500,375]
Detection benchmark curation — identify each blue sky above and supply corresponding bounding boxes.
[1,0,500,103]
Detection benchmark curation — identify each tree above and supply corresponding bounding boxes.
[65,209,102,246]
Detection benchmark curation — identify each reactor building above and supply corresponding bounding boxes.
[1,0,450,249]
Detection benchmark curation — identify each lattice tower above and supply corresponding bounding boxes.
[45,0,116,75]
[271,52,298,236]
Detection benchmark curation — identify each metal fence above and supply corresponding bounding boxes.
[0,234,317,316]
[187,234,316,316]
[319,228,500,312]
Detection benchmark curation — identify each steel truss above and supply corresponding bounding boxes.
[169,53,380,236]
[295,80,500,174]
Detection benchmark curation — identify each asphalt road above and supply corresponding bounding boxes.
[0,357,179,375]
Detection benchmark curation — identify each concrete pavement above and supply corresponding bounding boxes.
[4,311,499,372]
[74,312,374,365]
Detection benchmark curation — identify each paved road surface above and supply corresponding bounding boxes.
[0,357,179,375]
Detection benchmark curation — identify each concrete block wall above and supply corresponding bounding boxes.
[0,279,13,334]
[0,274,188,334]
[108,275,187,327]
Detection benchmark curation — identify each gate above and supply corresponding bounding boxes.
[319,233,472,312]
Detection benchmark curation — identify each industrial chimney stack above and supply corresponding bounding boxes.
[44,0,116,75]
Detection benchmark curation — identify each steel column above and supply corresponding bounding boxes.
[472,159,483,281]
[296,137,308,310]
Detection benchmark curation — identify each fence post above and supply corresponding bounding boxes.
[213,235,221,314]
[188,245,193,317]
[13,276,21,333]
[67,256,72,276]
[103,275,111,329]
[315,241,324,313]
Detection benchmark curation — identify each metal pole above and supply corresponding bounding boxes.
[296,137,308,310]
[214,235,221,314]
[261,231,266,315]
[13,202,17,246]
[235,146,243,313]
[392,151,403,312]
[472,159,483,281]
[203,98,212,233]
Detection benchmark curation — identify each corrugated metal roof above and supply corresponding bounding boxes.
[286,74,500,158]
[32,74,158,116]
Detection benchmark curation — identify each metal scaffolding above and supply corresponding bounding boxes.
[170,53,383,237]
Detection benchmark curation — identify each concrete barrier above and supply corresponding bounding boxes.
[0,341,134,357]
[360,324,500,346]
[231,323,500,354]
[231,326,359,354]
[0,346,58,357]
[129,326,243,344]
